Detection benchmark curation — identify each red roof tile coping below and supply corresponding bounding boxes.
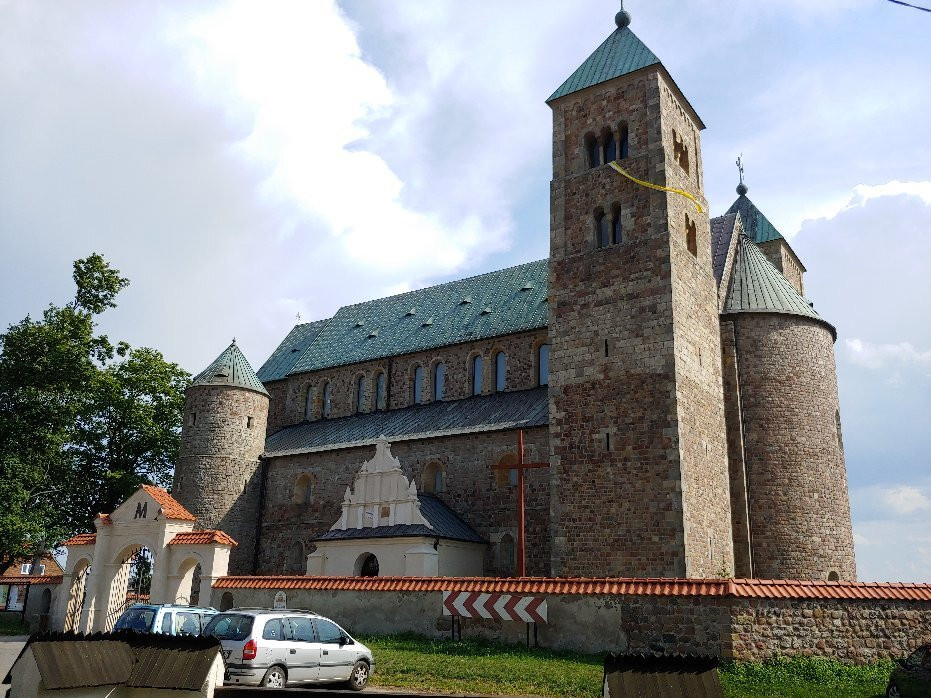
[140,485,197,521]
[96,513,112,525]
[1,575,63,585]
[212,576,931,602]
[169,530,238,547]
[61,533,97,546]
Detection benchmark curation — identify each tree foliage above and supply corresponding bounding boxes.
[0,254,190,574]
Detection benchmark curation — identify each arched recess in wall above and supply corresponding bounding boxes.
[322,382,332,418]
[354,553,379,577]
[584,132,600,169]
[355,374,367,414]
[471,355,484,396]
[423,461,445,494]
[293,473,314,505]
[494,351,507,392]
[536,343,550,386]
[288,542,305,573]
[412,365,424,405]
[304,385,314,421]
[602,127,617,163]
[432,362,446,401]
[495,452,518,487]
[499,534,515,574]
[375,372,387,411]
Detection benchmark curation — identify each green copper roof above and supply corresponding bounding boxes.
[726,195,784,244]
[547,26,660,102]
[724,235,834,337]
[288,260,549,375]
[191,341,269,396]
[256,319,330,383]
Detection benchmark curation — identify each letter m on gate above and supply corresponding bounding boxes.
[134,501,148,519]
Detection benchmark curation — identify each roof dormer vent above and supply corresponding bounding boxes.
[422,317,434,327]
[460,295,472,305]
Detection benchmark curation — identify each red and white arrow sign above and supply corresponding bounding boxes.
[442,591,547,623]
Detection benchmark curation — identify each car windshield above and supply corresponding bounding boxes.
[114,607,157,632]
[203,613,254,640]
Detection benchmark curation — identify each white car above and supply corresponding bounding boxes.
[203,608,374,690]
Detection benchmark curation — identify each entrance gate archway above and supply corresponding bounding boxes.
[55,484,237,632]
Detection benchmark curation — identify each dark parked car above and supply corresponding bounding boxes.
[888,644,931,697]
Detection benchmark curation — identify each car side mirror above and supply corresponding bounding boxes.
[340,634,352,646]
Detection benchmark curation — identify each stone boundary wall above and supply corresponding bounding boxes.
[210,582,931,662]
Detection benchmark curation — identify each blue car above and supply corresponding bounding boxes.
[887,644,931,698]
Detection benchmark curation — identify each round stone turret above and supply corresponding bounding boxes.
[172,341,269,574]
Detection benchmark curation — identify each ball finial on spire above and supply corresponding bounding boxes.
[736,154,748,196]
[615,1,631,29]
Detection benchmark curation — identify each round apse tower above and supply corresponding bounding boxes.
[722,235,856,581]
[172,341,269,575]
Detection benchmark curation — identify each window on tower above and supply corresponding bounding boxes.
[603,128,617,163]
[618,121,630,159]
[686,214,698,257]
[611,204,622,244]
[595,209,610,249]
[585,133,600,168]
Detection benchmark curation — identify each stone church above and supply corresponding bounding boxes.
[171,9,856,583]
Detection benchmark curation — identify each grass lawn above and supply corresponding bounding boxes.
[360,634,893,698]
[0,614,29,636]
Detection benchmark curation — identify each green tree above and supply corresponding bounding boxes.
[0,254,189,575]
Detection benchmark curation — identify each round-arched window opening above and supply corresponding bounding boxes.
[220,592,234,611]
[827,571,840,582]
[360,554,379,577]
[40,588,52,615]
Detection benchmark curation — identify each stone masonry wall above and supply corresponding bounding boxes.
[548,71,686,578]
[730,313,856,580]
[172,385,269,574]
[266,329,548,434]
[258,427,550,576]
[659,73,734,578]
[210,585,931,662]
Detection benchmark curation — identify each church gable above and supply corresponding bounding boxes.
[106,485,195,525]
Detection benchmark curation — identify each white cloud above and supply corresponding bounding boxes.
[880,485,931,515]
[801,181,931,230]
[845,339,931,370]
[852,483,931,581]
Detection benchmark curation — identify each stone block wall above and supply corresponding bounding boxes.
[172,385,269,574]
[266,329,548,433]
[728,313,856,581]
[257,427,550,576]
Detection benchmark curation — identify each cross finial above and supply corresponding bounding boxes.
[736,154,748,196]
[295,312,302,323]
[232,337,237,344]
[615,2,631,28]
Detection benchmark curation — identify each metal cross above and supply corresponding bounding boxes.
[491,430,549,577]
[736,154,745,186]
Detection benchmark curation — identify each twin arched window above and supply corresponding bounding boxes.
[412,366,424,404]
[596,206,622,248]
[472,356,483,396]
[433,363,445,401]
[585,123,629,169]
[495,351,507,392]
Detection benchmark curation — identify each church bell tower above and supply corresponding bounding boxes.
[546,9,734,578]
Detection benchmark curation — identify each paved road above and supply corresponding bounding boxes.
[0,636,27,697]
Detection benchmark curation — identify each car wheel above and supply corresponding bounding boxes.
[261,665,287,689]
[347,660,370,691]
[886,681,900,698]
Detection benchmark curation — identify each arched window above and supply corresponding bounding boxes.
[424,462,444,494]
[293,473,313,504]
[619,122,629,159]
[595,209,610,249]
[495,351,507,392]
[356,375,366,414]
[499,534,515,574]
[433,363,445,401]
[686,214,697,257]
[538,344,550,386]
[376,372,387,411]
[288,542,305,573]
[304,386,314,421]
[585,133,600,168]
[828,571,840,582]
[611,205,622,244]
[495,453,518,487]
[360,554,379,577]
[472,356,483,396]
[322,382,332,418]
[412,366,424,404]
[604,130,617,163]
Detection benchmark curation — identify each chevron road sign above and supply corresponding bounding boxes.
[442,591,547,623]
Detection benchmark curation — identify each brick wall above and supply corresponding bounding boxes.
[729,313,856,581]
[257,427,550,576]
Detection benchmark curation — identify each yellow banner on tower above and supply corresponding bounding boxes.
[608,161,704,214]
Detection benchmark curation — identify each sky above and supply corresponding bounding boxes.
[1,0,928,582]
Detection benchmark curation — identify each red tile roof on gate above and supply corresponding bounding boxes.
[211,576,931,602]
[1,575,63,585]
[141,485,197,521]
[61,533,97,546]
[96,513,112,525]
[168,530,238,547]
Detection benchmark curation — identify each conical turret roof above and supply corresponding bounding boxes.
[724,235,835,339]
[191,341,269,396]
[547,22,660,103]
[726,194,784,244]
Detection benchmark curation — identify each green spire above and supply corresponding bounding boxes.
[724,235,835,338]
[191,340,269,396]
[726,194,784,244]
[547,11,661,103]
